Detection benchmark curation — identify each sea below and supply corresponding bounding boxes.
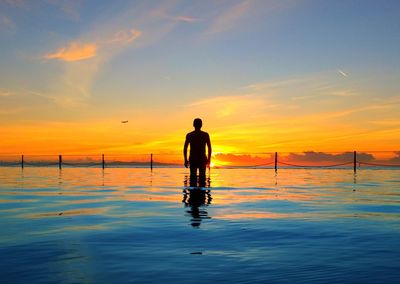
[1,167,399,283]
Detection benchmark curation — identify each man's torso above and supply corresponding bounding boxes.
[187,130,209,163]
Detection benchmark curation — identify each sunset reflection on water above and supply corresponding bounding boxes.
[1,167,400,283]
[1,167,399,222]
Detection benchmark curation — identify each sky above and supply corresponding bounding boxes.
[0,0,399,158]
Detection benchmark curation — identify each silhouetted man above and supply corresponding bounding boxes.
[184,118,212,186]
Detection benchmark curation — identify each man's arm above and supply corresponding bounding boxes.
[206,133,212,166]
[183,135,189,168]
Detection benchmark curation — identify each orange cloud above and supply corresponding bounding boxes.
[44,42,97,62]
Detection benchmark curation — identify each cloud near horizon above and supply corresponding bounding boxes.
[44,42,97,62]
[214,153,274,166]
[387,152,400,163]
[286,151,374,164]
[212,151,400,167]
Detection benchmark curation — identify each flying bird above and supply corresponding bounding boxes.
[121,120,128,123]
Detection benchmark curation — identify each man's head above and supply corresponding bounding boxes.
[193,118,202,130]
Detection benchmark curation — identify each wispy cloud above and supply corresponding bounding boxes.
[0,88,58,120]
[53,59,101,106]
[44,42,97,62]
[299,104,392,121]
[151,7,200,24]
[245,77,314,92]
[0,15,15,30]
[40,26,142,105]
[4,0,25,8]
[206,0,254,35]
[20,88,57,101]
[292,89,358,101]
[46,0,82,21]
[0,107,26,115]
[37,1,186,106]
[109,29,142,44]
[329,90,357,97]
[172,15,199,23]
[188,94,270,118]
[369,119,400,126]
[0,90,12,97]
[243,71,361,104]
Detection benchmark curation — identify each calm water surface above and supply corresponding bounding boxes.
[1,167,399,283]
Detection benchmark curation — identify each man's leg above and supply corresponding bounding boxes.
[198,164,206,187]
[190,164,197,187]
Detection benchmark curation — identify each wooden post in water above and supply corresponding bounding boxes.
[274,152,278,172]
[102,154,105,169]
[21,155,24,169]
[353,151,357,173]
[59,155,62,169]
[150,153,153,171]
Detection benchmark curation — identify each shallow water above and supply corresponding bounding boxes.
[1,167,399,283]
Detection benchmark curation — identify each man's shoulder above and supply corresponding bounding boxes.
[201,131,209,137]
[186,131,196,139]
[186,130,209,139]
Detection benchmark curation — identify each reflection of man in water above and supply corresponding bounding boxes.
[182,187,212,228]
[183,118,212,187]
